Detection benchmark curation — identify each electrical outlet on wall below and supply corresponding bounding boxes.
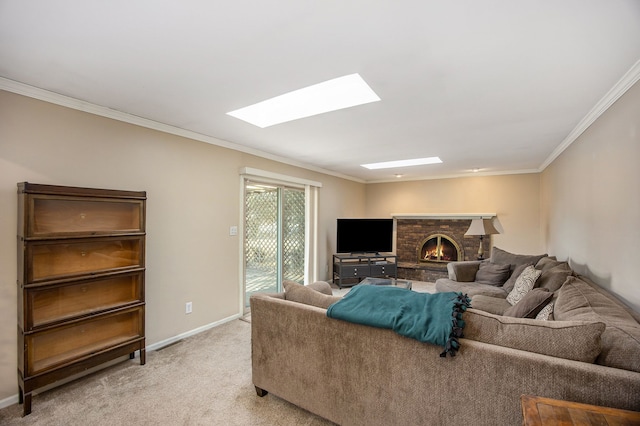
[185,302,192,314]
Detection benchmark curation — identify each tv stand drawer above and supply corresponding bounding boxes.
[334,263,371,277]
[370,263,396,276]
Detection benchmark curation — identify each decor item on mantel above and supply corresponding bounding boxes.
[465,218,500,260]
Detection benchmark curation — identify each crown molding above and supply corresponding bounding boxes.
[366,168,540,184]
[3,57,638,185]
[539,59,640,171]
[0,77,364,184]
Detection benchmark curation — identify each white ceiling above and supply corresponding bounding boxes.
[1,1,639,182]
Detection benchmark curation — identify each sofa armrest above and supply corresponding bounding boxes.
[447,260,482,281]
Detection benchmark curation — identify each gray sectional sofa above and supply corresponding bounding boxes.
[250,251,640,425]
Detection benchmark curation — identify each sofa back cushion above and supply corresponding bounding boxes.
[490,247,547,270]
[554,276,640,372]
[464,309,605,363]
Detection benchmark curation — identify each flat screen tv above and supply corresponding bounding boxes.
[336,218,393,254]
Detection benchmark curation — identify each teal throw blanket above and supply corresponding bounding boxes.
[327,286,470,357]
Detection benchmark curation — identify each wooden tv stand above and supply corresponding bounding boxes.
[332,253,397,288]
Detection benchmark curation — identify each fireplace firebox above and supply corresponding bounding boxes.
[418,234,462,263]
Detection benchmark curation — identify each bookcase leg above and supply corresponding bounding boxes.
[140,347,146,365]
[22,391,32,416]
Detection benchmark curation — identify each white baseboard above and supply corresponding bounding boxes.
[146,314,241,351]
[0,394,19,411]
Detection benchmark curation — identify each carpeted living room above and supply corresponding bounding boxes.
[1,2,639,425]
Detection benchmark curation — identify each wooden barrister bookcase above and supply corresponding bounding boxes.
[17,182,146,416]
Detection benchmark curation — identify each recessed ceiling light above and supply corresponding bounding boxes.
[471,168,480,173]
[361,157,443,170]
[227,73,380,128]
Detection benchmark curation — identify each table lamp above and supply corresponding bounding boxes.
[464,218,500,260]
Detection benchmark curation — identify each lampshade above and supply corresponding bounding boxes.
[465,218,500,236]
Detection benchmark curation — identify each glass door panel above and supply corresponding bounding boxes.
[282,188,305,283]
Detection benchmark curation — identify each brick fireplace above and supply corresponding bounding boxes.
[395,215,494,282]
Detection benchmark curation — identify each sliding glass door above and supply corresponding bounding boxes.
[244,181,305,308]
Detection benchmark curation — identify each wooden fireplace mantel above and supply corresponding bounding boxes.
[391,213,496,220]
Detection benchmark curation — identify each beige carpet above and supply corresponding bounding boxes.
[0,320,333,425]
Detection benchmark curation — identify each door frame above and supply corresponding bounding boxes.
[238,167,322,314]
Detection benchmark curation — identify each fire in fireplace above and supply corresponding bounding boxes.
[418,234,462,263]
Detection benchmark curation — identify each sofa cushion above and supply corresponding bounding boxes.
[502,263,533,293]
[503,288,552,318]
[554,276,640,372]
[475,262,511,286]
[464,309,605,363]
[506,265,542,305]
[470,295,511,315]
[435,278,508,298]
[490,247,547,270]
[283,280,342,309]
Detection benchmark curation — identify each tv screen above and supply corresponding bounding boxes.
[336,218,393,254]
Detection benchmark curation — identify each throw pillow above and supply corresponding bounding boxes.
[464,308,605,363]
[503,288,552,318]
[535,301,554,321]
[283,280,342,309]
[306,281,333,295]
[474,262,511,286]
[536,263,573,293]
[506,265,542,306]
[534,256,564,271]
[502,263,533,293]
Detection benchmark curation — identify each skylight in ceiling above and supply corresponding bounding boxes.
[361,157,443,170]
[226,73,380,128]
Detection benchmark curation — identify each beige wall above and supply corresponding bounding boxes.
[540,81,640,312]
[364,173,544,255]
[0,90,364,402]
